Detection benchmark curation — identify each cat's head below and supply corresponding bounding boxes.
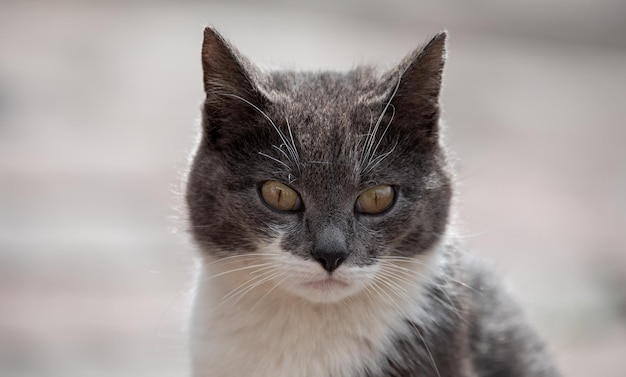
[186,28,452,303]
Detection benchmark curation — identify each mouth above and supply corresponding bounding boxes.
[302,277,349,291]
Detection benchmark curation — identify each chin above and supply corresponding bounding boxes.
[282,276,364,303]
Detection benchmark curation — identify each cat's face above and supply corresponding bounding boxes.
[186,28,452,303]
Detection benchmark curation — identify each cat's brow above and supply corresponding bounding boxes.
[358,73,402,174]
[210,91,302,172]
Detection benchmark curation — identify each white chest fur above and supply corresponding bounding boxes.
[189,267,421,377]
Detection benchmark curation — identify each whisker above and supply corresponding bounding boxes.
[210,91,300,172]
[360,74,402,173]
[378,255,430,263]
[203,262,276,280]
[217,270,282,309]
[200,253,281,266]
[378,262,431,282]
[378,267,464,320]
[365,104,396,172]
[229,271,285,307]
[378,261,464,297]
[364,138,398,173]
[451,230,493,239]
[358,109,376,172]
[258,152,291,170]
[250,272,292,311]
[285,116,301,172]
[272,144,291,161]
[381,258,479,293]
[371,279,441,377]
[375,273,409,296]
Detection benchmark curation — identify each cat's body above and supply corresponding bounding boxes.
[186,28,560,377]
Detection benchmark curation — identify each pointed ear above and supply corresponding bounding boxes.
[397,31,447,102]
[201,27,258,97]
[200,27,266,148]
[386,32,447,136]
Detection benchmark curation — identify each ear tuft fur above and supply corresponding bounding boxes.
[201,27,257,98]
[382,32,449,140]
[200,27,268,149]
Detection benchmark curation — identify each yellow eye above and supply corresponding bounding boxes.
[260,181,302,211]
[356,185,395,214]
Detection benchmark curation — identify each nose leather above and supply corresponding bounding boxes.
[312,225,349,273]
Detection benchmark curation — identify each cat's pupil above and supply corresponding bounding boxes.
[260,181,301,211]
[356,185,395,214]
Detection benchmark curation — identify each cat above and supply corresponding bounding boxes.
[185,27,561,377]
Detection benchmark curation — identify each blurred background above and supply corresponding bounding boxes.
[1,0,625,376]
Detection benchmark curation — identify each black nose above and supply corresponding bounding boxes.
[311,249,348,273]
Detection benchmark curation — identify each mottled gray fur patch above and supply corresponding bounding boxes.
[185,27,560,377]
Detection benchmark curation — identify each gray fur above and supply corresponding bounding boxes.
[186,27,560,376]
[362,247,560,377]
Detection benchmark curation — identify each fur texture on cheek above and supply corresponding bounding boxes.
[189,236,443,377]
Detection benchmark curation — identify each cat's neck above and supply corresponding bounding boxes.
[189,251,443,377]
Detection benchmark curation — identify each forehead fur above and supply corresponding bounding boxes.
[259,69,382,177]
[187,27,452,258]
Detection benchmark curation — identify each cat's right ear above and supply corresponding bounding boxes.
[383,32,447,142]
[201,27,265,148]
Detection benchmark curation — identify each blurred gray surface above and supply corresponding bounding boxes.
[1,0,625,376]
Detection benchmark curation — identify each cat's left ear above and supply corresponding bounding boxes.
[386,31,447,136]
